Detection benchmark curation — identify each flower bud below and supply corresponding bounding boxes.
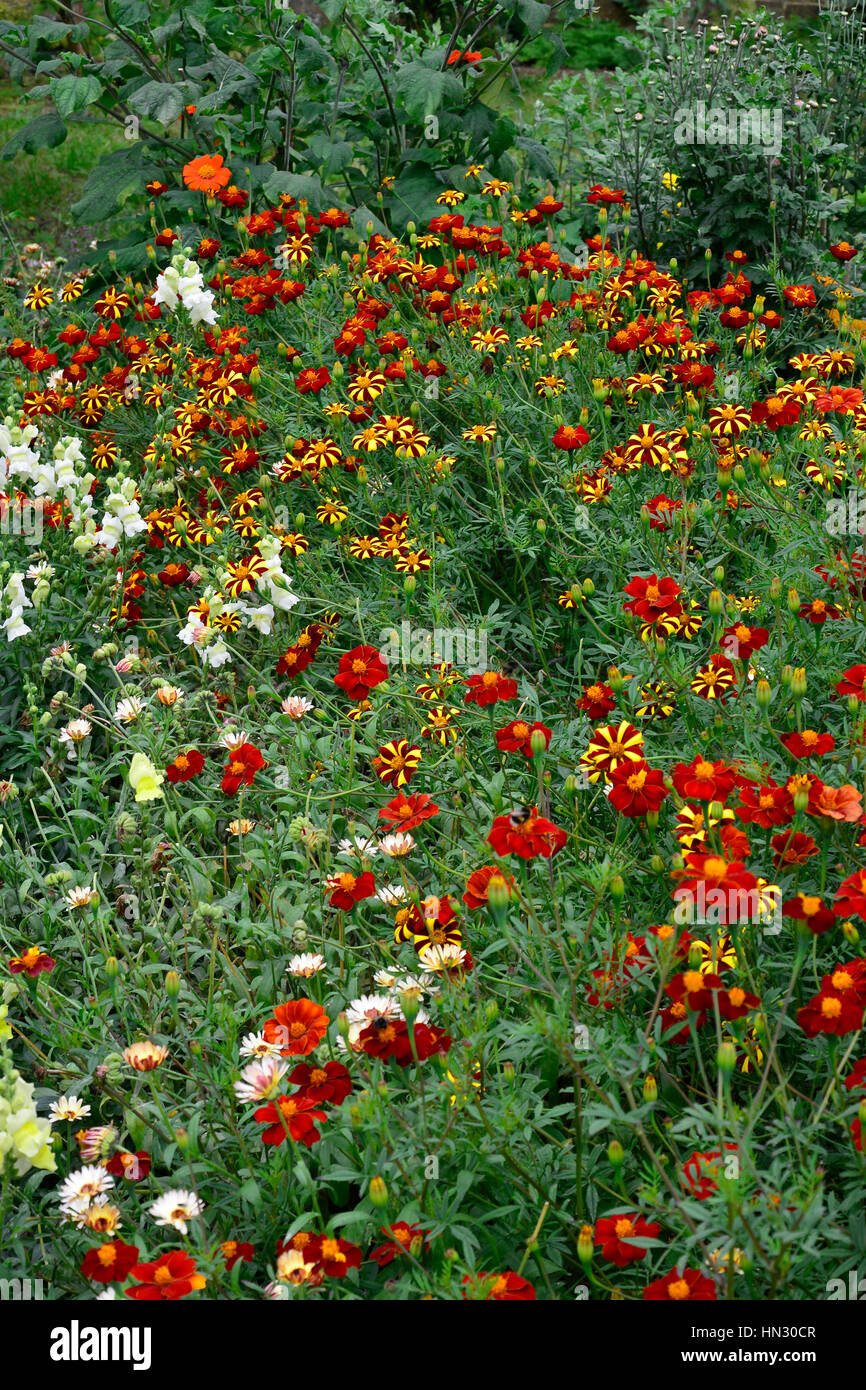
[717,1040,736,1074]
[105,956,119,981]
[165,970,181,998]
[578,1224,594,1266]
[787,587,800,613]
[608,1139,624,1167]
[755,679,771,708]
[643,1074,658,1103]
[369,1176,389,1208]
[841,919,859,946]
[609,873,625,901]
[708,588,724,616]
[791,666,807,699]
[529,728,548,757]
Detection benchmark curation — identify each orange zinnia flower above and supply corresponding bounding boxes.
[183,153,232,192]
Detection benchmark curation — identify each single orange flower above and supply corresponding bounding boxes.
[182,153,232,193]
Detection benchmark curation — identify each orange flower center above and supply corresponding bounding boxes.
[695,760,715,779]
[668,1278,691,1300]
[614,1218,634,1238]
[683,971,704,994]
[821,997,842,1018]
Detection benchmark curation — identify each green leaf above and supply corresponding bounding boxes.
[71,145,160,222]
[49,74,103,119]
[393,62,460,123]
[262,170,327,211]
[0,111,66,160]
[127,81,187,127]
[515,0,551,37]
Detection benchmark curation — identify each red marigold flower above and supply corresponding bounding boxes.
[552,423,590,450]
[844,1058,866,1092]
[681,1144,738,1199]
[666,969,724,1015]
[264,998,330,1056]
[463,865,515,910]
[105,1149,151,1181]
[378,791,439,832]
[295,366,331,394]
[325,870,376,911]
[306,1234,363,1278]
[717,983,760,1021]
[487,805,567,859]
[672,756,738,803]
[254,1093,327,1146]
[644,1266,717,1300]
[462,1270,536,1300]
[735,781,793,827]
[608,759,670,817]
[830,241,858,261]
[464,670,518,706]
[782,893,836,935]
[81,1239,140,1283]
[8,945,55,977]
[165,749,205,784]
[771,829,819,868]
[369,1221,429,1267]
[782,283,817,307]
[357,1017,452,1067]
[288,1060,352,1106]
[672,854,758,925]
[587,184,627,206]
[221,1240,254,1271]
[721,622,769,660]
[334,644,388,700]
[495,718,552,756]
[834,869,866,919]
[750,395,801,429]
[575,681,616,719]
[126,1250,206,1300]
[781,729,835,759]
[837,664,866,700]
[595,1214,661,1267]
[797,987,864,1037]
[221,742,265,794]
[622,573,682,623]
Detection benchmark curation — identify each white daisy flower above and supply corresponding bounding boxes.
[58,1165,114,1216]
[287,952,325,978]
[281,696,314,719]
[114,696,144,724]
[49,1094,92,1124]
[379,832,415,857]
[149,1188,205,1234]
[239,1030,282,1059]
